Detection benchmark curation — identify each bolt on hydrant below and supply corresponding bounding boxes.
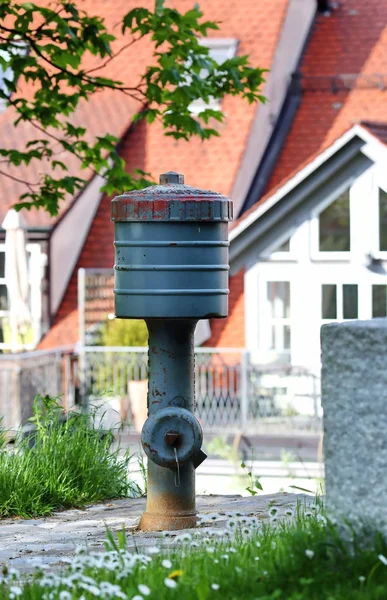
[111,171,233,531]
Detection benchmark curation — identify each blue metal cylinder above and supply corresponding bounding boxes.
[111,175,232,319]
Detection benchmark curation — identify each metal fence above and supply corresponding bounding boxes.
[0,346,322,434]
[81,347,322,433]
[0,347,75,433]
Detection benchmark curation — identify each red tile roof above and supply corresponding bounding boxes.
[0,0,289,228]
[267,0,387,192]
[39,0,290,348]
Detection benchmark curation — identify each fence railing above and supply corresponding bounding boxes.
[0,346,75,433]
[0,346,322,434]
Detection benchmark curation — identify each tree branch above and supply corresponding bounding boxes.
[85,38,139,75]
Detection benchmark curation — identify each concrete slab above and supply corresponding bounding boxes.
[0,493,314,574]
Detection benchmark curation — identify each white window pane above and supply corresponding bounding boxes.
[267,282,290,318]
[188,39,237,114]
[372,285,387,317]
[319,190,350,251]
[0,284,7,310]
[343,284,358,319]
[284,325,291,350]
[322,284,337,319]
[379,189,387,252]
[0,252,4,278]
[274,239,290,252]
[270,325,276,350]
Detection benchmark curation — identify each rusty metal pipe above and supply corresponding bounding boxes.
[139,319,198,531]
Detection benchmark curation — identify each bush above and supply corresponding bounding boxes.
[98,318,148,347]
[0,395,142,518]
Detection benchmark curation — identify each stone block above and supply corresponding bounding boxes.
[321,318,387,533]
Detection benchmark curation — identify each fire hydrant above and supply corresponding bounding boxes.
[111,171,232,530]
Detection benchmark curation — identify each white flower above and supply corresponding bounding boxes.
[59,593,72,600]
[146,546,160,555]
[358,576,366,583]
[255,557,260,561]
[9,588,22,597]
[164,578,177,589]
[229,548,237,553]
[209,513,222,521]
[221,554,229,560]
[256,541,261,548]
[138,584,151,596]
[206,547,215,553]
[175,533,192,543]
[213,559,219,564]
[305,549,315,559]
[211,584,220,590]
[271,541,277,549]
[162,559,172,569]
[132,596,144,600]
[226,519,237,530]
[378,554,387,566]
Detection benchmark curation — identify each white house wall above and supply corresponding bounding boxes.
[245,162,387,369]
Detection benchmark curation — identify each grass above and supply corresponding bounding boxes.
[2,507,387,599]
[0,395,142,518]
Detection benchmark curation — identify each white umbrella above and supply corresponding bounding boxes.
[1,209,31,351]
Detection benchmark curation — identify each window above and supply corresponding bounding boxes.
[0,248,7,345]
[188,39,238,115]
[322,284,337,319]
[319,190,350,252]
[372,285,387,317]
[267,282,291,352]
[0,43,27,112]
[322,284,358,320]
[379,189,387,252]
[274,239,290,252]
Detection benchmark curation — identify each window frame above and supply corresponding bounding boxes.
[0,241,43,350]
[371,170,387,260]
[320,282,360,324]
[258,277,292,363]
[310,183,353,261]
[188,38,239,116]
[269,234,298,262]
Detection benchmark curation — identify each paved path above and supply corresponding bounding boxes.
[0,493,315,575]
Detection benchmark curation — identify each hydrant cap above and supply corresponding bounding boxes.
[111,171,232,223]
[159,171,184,185]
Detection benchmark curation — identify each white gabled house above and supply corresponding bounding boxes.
[228,123,387,369]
